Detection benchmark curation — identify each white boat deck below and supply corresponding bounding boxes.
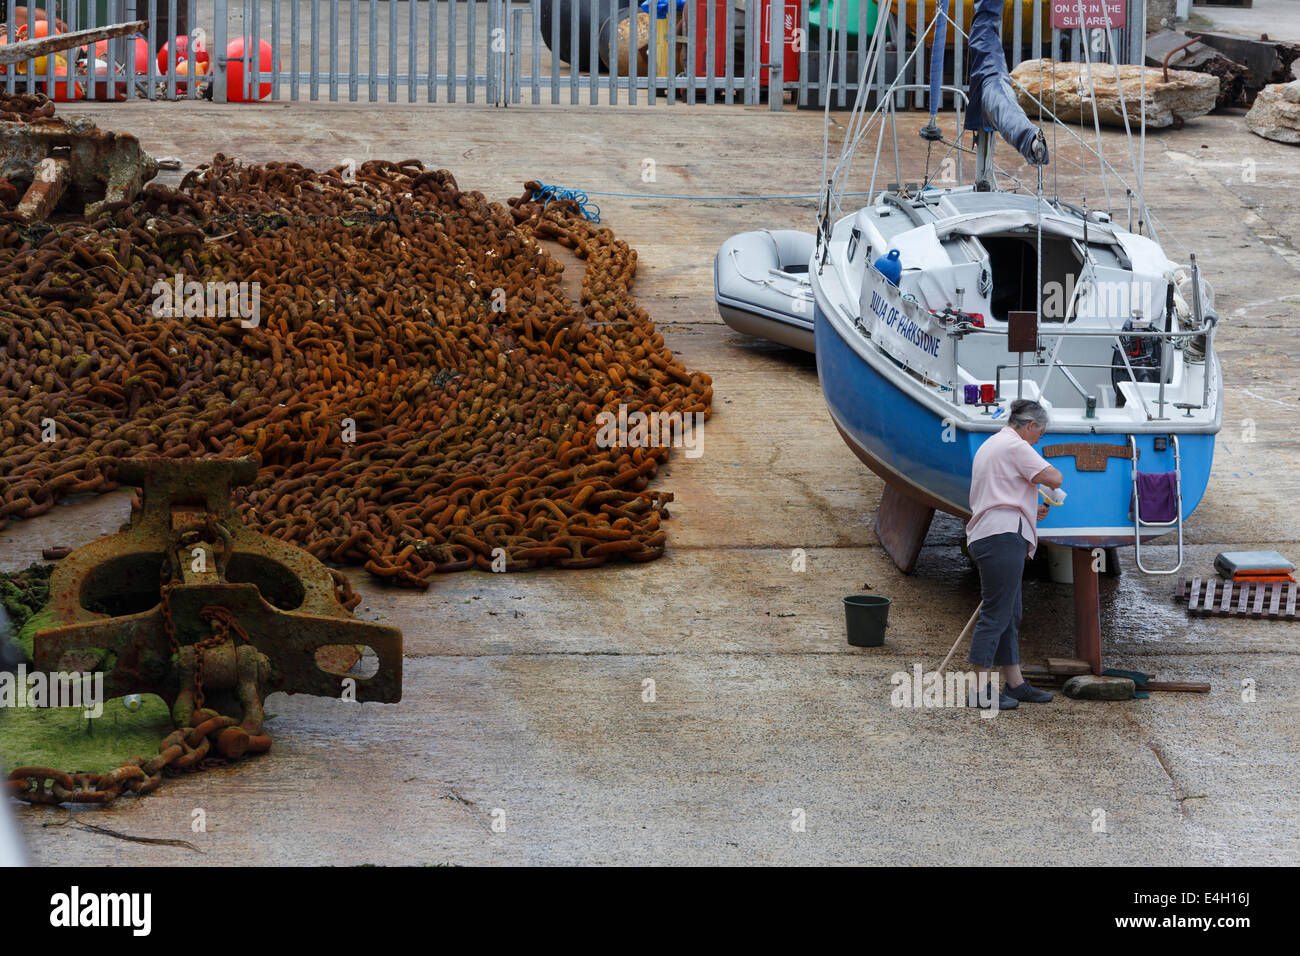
[816,184,1222,434]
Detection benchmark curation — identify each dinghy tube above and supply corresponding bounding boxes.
[714,229,817,352]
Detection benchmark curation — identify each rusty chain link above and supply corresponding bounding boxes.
[0,94,713,591]
[3,93,708,804]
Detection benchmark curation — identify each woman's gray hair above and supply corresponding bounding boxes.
[1008,399,1049,430]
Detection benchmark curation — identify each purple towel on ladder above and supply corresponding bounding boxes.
[1131,472,1178,523]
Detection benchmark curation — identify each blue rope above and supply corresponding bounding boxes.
[577,188,874,201]
[532,182,602,223]
[531,183,876,213]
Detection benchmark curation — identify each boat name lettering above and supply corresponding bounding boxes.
[872,292,941,358]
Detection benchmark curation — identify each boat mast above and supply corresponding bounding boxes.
[920,0,951,184]
[973,130,995,192]
[964,0,1047,192]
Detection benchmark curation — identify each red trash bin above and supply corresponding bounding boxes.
[693,0,730,81]
[758,0,801,87]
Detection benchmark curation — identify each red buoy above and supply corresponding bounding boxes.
[226,36,273,102]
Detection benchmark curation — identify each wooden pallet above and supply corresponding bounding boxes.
[1174,577,1299,619]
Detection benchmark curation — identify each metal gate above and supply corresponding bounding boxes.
[2,1,1144,107]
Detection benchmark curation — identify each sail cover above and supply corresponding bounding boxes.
[963,0,1047,166]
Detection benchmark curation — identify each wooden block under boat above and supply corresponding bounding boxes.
[1047,657,1093,675]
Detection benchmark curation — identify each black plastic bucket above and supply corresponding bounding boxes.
[843,595,891,647]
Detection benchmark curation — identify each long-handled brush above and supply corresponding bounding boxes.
[935,602,982,677]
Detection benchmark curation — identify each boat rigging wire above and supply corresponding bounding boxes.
[838,0,894,170]
[1140,1,1148,237]
[922,0,953,188]
[835,0,898,215]
[1075,0,1114,216]
[1053,50,1059,200]
[1004,76,1169,246]
[1034,160,1044,402]
[1097,0,1149,234]
[862,8,1142,225]
[815,0,1187,259]
[820,8,837,220]
[840,8,952,202]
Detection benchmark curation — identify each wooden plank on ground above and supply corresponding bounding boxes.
[1047,657,1092,675]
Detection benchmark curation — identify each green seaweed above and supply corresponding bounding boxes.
[1,564,177,774]
[0,563,53,638]
[15,604,56,662]
[0,690,175,776]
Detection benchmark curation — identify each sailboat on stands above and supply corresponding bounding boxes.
[719,0,1223,670]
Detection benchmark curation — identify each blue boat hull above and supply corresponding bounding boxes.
[815,303,1216,548]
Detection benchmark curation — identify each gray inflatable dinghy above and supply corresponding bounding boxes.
[714,229,816,352]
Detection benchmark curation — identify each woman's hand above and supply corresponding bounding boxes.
[1037,504,1049,522]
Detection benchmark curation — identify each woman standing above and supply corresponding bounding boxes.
[965,399,1064,710]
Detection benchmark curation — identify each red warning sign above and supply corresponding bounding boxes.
[1050,0,1126,29]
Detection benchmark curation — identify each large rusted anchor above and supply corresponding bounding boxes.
[33,457,402,741]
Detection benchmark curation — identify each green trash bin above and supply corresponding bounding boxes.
[807,0,883,38]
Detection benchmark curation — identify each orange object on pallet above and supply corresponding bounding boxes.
[1232,572,1296,583]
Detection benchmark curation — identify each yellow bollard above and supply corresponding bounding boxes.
[653,10,670,78]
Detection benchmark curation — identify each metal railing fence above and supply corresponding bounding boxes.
[1,1,1144,108]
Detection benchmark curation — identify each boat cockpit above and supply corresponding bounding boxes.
[841,186,1217,426]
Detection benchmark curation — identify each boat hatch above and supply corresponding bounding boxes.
[980,232,1084,324]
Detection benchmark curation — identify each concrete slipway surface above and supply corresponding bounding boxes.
[2,93,1299,866]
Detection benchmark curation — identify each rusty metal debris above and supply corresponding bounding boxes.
[0,20,148,69]
[6,456,401,807]
[0,145,713,587]
[0,92,157,221]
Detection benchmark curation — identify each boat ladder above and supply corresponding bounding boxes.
[1130,434,1184,575]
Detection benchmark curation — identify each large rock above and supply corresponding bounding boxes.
[1010,59,1219,129]
[1245,79,1300,145]
[1062,675,1136,701]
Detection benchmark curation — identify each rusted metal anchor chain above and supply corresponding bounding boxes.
[0,144,713,590]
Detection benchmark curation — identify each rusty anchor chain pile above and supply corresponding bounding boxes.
[0,92,54,120]
[0,116,713,588]
[0,93,55,210]
[7,456,402,807]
